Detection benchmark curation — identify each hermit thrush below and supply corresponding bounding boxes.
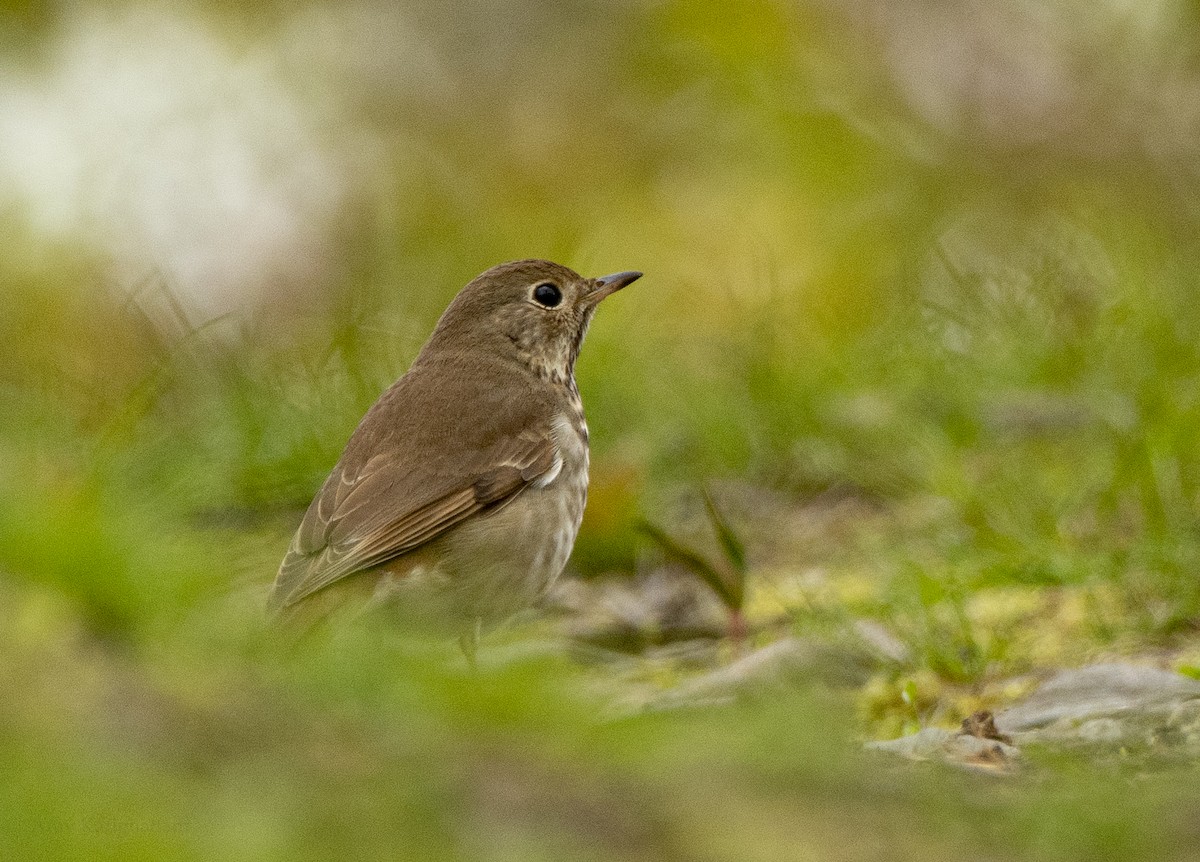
[268,260,641,648]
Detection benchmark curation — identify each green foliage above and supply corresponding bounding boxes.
[638,488,749,613]
[4,0,1200,858]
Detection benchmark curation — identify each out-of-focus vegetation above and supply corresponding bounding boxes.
[5,0,1200,858]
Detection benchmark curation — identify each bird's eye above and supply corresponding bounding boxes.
[532,282,562,308]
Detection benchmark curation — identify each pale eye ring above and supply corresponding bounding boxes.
[532,282,562,308]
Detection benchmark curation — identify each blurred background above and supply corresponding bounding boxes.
[5,1,1200,859]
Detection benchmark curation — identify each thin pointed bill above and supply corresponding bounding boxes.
[588,270,642,304]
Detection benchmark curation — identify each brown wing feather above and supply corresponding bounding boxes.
[268,353,560,612]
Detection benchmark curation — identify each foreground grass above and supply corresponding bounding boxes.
[3,574,1200,862]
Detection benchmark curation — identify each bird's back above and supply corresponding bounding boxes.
[269,350,562,613]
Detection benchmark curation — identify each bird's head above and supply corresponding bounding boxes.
[424,259,641,384]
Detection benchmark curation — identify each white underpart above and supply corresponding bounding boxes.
[533,452,563,489]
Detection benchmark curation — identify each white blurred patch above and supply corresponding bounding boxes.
[0,6,377,321]
[827,0,1200,160]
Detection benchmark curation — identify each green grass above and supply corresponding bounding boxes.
[6,1,1200,858]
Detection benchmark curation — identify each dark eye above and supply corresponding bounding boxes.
[532,282,562,308]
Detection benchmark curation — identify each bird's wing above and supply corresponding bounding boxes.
[268,364,561,612]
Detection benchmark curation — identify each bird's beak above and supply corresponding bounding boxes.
[588,270,642,304]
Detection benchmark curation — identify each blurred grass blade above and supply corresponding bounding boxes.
[636,517,742,611]
[701,486,747,575]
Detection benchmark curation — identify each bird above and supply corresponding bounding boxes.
[267,259,641,655]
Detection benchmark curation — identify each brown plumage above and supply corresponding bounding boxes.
[268,259,641,639]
